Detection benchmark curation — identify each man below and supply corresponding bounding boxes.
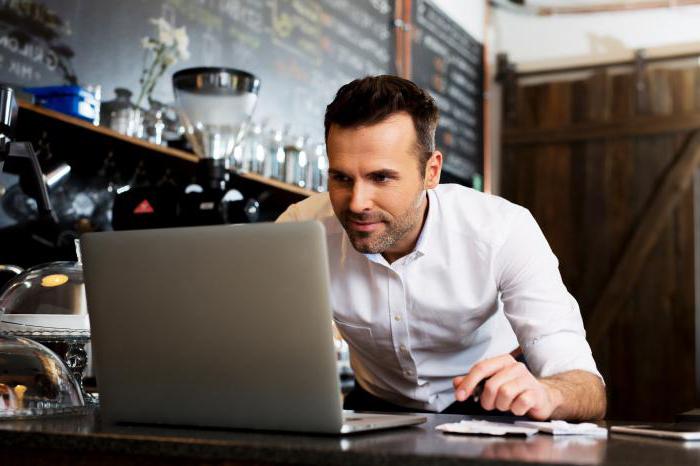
[277,76,606,421]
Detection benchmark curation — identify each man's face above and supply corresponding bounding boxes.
[326,112,440,258]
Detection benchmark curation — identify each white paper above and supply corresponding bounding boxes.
[515,420,608,437]
[436,420,538,436]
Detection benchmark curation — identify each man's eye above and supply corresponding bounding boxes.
[371,174,390,183]
[331,174,350,183]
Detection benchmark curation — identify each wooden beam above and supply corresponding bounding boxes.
[503,113,700,145]
[483,1,492,193]
[587,131,700,348]
[403,0,412,81]
[393,0,405,78]
[515,50,700,79]
[537,1,700,16]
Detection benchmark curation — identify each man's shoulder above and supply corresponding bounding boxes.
[433,184,528,244]
[276,192,343,234]
[286,192,335,219]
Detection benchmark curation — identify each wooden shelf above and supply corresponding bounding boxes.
[18,101,315,197]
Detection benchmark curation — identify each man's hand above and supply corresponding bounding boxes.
[452,354,606,421]
[453,354,561,420]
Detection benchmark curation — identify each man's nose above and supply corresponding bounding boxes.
[348,182,373,213]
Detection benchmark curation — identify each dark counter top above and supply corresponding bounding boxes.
[0,409,698,466]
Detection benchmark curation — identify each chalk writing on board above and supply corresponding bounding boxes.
[0,0,75,84]
[410,0,482,183]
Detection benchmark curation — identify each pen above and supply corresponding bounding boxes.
[472,379,486,402]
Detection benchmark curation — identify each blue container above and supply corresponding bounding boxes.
[23,85,99,123]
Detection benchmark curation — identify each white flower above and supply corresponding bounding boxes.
[150,17,175,47]
[135,17,189,106]
[172,26,190,60]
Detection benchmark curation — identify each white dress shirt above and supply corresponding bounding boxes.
[277,184,602,412]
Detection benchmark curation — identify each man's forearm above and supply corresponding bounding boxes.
[540,370,607,421]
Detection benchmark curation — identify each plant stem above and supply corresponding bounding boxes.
[135,43,180,108]
[135,45,164,107]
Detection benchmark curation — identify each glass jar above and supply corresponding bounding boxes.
[100,88,144,138]
[267,129,286,180]
[311,143,328,192]
[284,135,308,187]
[232,123,265,173]
[144,99,167,146]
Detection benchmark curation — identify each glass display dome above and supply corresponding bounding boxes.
[0,261,89,335]
[0,334,86,418]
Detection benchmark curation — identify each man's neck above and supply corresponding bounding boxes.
[381,193,429,264]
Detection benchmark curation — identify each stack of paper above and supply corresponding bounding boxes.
[435,420,608,437]
[436,420,538,436]
[515,420,608,437]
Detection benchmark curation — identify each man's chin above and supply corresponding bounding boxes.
[347,235,384,255]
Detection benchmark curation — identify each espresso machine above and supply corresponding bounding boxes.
[173,67,261,225]
[0,85,63,268]
[0,86,58,225]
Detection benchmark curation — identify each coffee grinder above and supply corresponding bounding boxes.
[173,67,261,225]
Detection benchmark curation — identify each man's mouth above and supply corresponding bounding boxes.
[349,220,382,232]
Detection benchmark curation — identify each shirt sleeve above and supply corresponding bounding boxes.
[494,208,603,382]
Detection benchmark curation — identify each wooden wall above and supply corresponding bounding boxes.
[501,62,698,421]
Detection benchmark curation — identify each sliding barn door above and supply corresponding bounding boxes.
[501,61,697,421]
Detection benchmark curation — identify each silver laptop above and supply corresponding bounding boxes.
[81,221,426,434]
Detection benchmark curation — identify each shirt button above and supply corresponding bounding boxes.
[399,344,407,352]
[404,370,413,376]
[394,315,401,321]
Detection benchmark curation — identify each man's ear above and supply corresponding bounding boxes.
[424,151,442,189]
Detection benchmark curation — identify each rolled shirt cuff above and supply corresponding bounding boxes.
[522,331,604,383]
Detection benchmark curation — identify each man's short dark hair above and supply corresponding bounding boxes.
[324,75,439,171]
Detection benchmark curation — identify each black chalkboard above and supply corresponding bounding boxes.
[0,0,482,185]
[409,0,483,186]
[0,0,395,139]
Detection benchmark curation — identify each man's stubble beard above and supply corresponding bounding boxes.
[343,190,426,255]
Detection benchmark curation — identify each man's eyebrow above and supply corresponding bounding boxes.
[328,169,401,178]
[368,169,400,178]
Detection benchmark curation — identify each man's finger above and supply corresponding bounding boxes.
[493,376,532,412]
[510,390,538,416]
[455,354,516,401]
[479,364,528,410]
[454,354,517,401]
